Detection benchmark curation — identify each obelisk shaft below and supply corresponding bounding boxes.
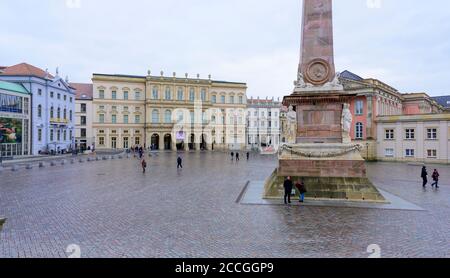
[299,0,336,86]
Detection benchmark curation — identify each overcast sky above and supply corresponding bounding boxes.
[1,0,450,98]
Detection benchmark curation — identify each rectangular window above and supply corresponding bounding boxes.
[38,89,42,96]
[135,92,141,100]
[50,130,54,141]
[57,93,61,100]
[112,115,117,124]
[38,129,42,141]
[50,91,54,98]
[178,88,184,101]
[212,95,217,103]
[124,115,129,124]
[385,148,394,157]
[201,89,206,102]
[81,103,87,113]
[165,88,171,100]
[123,91,129,100]
[230,96,235,104]
[135,137,140,145]
[427,149,437,158]
[405,149,415,157]
[189,89,195,102]
[355,100,364,115]
[405,129,415,140]
[152,87,159,100]
[385,129,395,140]
[99,114,105,123]
[99,90,105,99]
[112,91,117,100]
[81,129,86,137]
[239,96,243,104]
[135,115,140,124]
[64,95,67,101]
[355,123,364,139]
[221,96,225,103]
[80,116,86,126]
[427,128,437,140]
[99,137,105,146]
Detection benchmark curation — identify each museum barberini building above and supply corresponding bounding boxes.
[92,71,247,151]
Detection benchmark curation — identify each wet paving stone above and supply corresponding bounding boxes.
[0,152,449,258]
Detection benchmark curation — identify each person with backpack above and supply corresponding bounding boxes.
[421,166,428,188]
[295,179,307,203]
[141,158,147,173]
[431,169,440,188]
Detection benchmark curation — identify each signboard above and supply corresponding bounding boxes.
[176,131,186,141]
[0,118,22,144]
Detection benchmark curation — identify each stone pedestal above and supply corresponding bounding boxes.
[264,143,386,202]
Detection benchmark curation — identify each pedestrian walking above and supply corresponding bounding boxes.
[177,156,183,169]
[295,179,307,203]
[231,152,234,161]
[421,166,428,188]
[236,152,240,161]
[141,158,147,173]
[246,152,250,160]
[284,176,293,205]
[431,169,440,188]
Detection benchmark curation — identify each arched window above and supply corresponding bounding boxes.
[152,109,159,123]
[165,110,172,123]
[37,105,42,117]
[221,95,226,103]
[355,122,363,139]
[177,87,184,101]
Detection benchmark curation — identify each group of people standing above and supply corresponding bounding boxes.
[230,152,250,162]
[421,166,440,189]
[283,176,307,205]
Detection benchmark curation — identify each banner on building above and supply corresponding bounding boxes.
[0,118,22,144]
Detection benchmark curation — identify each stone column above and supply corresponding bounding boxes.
[159,133,164,151]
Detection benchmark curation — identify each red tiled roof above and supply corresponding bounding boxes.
[70,83,93,100]
[0,63,54,79]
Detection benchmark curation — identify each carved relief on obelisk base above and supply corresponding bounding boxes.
[294,0,343,92]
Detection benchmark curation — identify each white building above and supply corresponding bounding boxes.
[71,83,94,152]
[246,97,282,153]
[376,113,450,164]
[0,63,76,155]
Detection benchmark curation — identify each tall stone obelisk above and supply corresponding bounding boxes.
[263,0,386,203]
[298,0,337,87]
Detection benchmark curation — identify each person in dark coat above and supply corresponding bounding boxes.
[246,152,250,160]
[177,156,183,169]
[141,159,147,173]
[295,179,307,203]
[421,166,428,188]
[284,176,294,205]
[236,152,240,161]
[431,169,440,188]
[231,152,234,161]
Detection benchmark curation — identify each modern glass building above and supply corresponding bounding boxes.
[0,80,31,157]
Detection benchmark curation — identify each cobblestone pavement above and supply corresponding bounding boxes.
[0,152,449,258]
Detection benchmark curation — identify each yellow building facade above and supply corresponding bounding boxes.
[92,72,247,151]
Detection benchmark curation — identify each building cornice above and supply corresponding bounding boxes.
[376,113,450,123]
